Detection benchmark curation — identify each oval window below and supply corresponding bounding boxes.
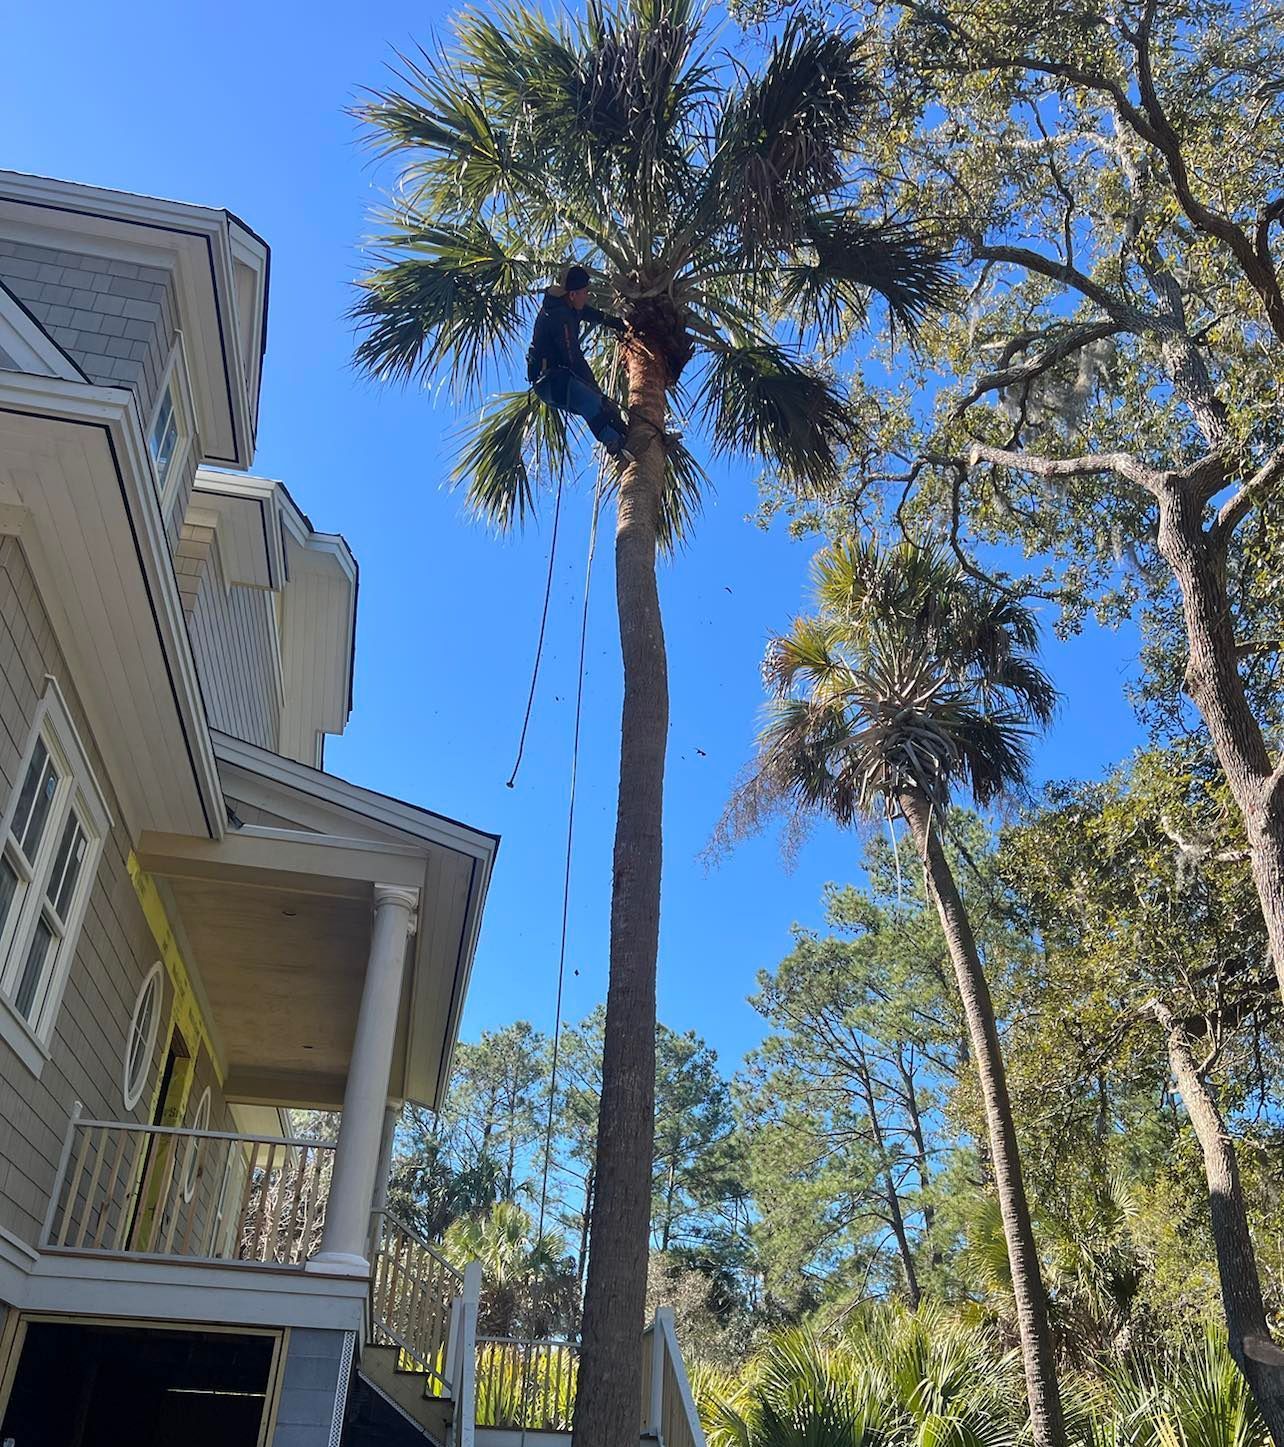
[182,1085,212,1202]
[123,962,162,1110]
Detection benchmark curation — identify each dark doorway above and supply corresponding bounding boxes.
[1,1319,276,1446]
[129,1024,192,1251]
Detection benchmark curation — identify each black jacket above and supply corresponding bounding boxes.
[527,290,624,387]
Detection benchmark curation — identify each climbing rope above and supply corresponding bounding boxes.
[534,469,604,1248]
[505,472,566,790]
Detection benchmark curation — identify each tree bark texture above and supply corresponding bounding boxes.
[1152,1001,1284,1445]
[899,789,1066,1447]
[573,350,669,1447]
[1156,484,1284,1004]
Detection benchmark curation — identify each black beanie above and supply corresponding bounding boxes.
[563,264,591,292]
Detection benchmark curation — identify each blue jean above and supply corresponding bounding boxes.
[534,368,627,451]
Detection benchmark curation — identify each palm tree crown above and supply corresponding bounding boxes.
[728,538,1058,838]
[351,0,950,527]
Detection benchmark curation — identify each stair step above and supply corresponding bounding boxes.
[358,1344,455,1445]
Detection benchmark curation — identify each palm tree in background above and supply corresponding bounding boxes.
[351,6,950,1442]
[719,538,1065,1447]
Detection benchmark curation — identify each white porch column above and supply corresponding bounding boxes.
[310,884,417,1275]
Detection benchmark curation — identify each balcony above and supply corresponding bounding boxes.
[42,1110,336,1268]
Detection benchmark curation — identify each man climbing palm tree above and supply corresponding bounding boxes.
[350,9,952,1445]
[527,264,633,461]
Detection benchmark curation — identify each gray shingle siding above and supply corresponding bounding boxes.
[0,239,177,417]
[187,545,282,751]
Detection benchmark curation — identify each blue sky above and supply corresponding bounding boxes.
[3,0,1146,1074]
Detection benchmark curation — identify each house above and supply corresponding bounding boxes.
[0,170,703,1447]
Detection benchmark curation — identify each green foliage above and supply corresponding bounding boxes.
[443,1200,579,1337]
[700,1312,1269,1447]
[352,0,951,532]
[750,0,1284,737]
[698,1310,1022,1447]
[474,1335,578,1430]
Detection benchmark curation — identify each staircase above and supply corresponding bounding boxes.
[358,1211,706,1447]
[358,1210,473,1446]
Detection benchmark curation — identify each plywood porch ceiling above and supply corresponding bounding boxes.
[169,877,369,1078]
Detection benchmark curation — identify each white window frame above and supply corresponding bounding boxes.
[0,677,111,1076]
[182,1085,213,1203]
[123,961,163,1112]
[147,334,195,515]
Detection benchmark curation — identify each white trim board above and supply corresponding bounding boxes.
[0,282,84,381]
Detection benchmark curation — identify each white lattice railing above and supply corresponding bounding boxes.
[369,1210,464,1393]
[42,1105,335,1265]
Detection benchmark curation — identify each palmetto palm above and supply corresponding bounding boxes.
[725,538,1066,1447]
[352,5,949,1443]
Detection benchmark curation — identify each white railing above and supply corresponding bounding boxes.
[449,1301,704,1445]
[474,1335,581,1431]
[369,1210,464,1393]
[644,1307,706,1447]
[43,1104,335,1265]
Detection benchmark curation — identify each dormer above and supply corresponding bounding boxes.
[0,170,268,474]
[184,469,357,768]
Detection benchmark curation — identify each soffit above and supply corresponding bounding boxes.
[0,374,221,839]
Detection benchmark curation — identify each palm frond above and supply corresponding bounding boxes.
[352,214,543,399]
[719,537,1056,849]
[452,389,570,531]
[354,47,529,214]
[784,213,955,339]
[698,342,853,490]
[459,0,708,230]
[713,18,874,247]
[658,438,710,553]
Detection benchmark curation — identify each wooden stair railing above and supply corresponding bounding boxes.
[368,1209,466,1397]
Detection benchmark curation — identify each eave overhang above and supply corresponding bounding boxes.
[139,732,498,1111]
[0,369,224,839]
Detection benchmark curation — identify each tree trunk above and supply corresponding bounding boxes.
[899,789,1065,1447]
[1156,484,1284,1002]
[573,350,669,1447]
[898,1051,939,1266]
[1151,1001,1284,1444]
[854,1051,921,1307]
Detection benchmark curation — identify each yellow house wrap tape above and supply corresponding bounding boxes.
[126,850,222,1085]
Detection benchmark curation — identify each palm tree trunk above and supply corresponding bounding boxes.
[573,348,669,1447]
[577,1167,594,1293]
[1150,1000,1284,1444]
[899,789,1065,1447]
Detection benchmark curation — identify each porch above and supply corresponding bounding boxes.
[37,1116,706,1447]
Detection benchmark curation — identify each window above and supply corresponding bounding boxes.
[124,962,163,1110]
[0,679,110,1072]
[182,1085,212,1202]
[147,340,192,510]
